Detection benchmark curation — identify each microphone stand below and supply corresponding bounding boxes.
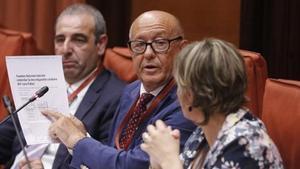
[3,96,33,169]
[1,86,48,169]
[2,96,37,169]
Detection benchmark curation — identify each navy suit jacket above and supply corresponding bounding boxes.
[0,69,125,169]
[70,80,196,169]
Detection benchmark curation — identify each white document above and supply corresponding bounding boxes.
[6,55,69,145]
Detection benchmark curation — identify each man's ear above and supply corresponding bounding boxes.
[179,39,189,49]
[97,34,108,56]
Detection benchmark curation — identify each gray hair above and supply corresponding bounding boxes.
[174,38,247,125]
[56,3,106,43]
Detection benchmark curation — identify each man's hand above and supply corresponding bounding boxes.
[42,110,87,149]
[19,159,44,169]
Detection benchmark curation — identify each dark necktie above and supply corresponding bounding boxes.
[119,93,154,149]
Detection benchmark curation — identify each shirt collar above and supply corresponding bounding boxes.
[66,68,97,91]
[140,83,165,96]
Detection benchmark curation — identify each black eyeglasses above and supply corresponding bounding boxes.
[128,36,183,54]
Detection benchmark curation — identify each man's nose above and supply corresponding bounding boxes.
[63,40,73,53]
[143,44,155,59]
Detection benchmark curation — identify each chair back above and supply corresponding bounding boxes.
[103,47,137,83]
[262,79,300,169]
[0,28,37,121]
[239,50,268,117]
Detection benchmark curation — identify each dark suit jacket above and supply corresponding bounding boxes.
[69,80,196,169]
[0,69,125,169]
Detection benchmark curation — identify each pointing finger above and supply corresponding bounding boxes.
[41,110,64,122]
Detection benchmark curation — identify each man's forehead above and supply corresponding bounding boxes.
[56,14,94,29]
[131,21,176,39]
[55,15,95,35]
[130,11,181,39]
[132,29,170,40]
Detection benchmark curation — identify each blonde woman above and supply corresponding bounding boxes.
[141,38,283,169]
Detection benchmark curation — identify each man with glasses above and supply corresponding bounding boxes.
[36,10,196,169]
[128,36,183,55]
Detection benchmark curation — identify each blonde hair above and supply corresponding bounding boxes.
[174,38,247,124]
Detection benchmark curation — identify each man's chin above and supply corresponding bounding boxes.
[64,71,80,82]
[140,75,168,90]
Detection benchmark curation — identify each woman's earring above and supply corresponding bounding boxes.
[188,106,193,112]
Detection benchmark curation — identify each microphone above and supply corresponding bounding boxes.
[1,86,49,169]
[28,86,49,102]
[12,86,49,117]
[1,86,49,124]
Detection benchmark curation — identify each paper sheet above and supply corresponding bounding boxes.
[5,55,69,145]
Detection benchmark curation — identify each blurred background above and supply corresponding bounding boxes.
[0,0,299,80]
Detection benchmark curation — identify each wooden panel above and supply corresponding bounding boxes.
[131,0,240,46]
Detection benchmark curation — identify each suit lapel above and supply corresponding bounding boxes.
[149,84,177,116]
[53,70,110,168]
[119,83,139,122]
[115,82,139,134]
[130,83,140,102]
[75,70,109,120]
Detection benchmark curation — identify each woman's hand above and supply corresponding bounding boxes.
[141,120,183,169]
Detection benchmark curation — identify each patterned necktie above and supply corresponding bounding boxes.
[119,93,154,149]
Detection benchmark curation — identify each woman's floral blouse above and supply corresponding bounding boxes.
[180,108,284,169]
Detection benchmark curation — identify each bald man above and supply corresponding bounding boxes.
[37,10,196,169]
